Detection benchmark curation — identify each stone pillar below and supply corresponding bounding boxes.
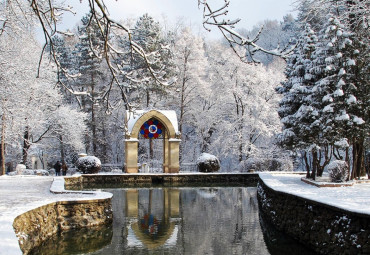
[163,133,169,173]
[125,138,139,173]
[168,139,181,173]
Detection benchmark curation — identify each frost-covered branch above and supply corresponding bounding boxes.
[24,0,176,111]
[199,0,295,63]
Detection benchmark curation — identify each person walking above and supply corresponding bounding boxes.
[54,161,62,176]
[62,162,68,176]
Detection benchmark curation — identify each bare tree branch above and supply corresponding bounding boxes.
[198,0,296,63]
[27,0,176,113]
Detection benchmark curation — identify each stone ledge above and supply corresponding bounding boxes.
[64,173,259,188]
[257,177,370,254]
[301,177,354,187]
[12,177,113,255]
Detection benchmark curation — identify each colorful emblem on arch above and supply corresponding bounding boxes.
[140,119,163,139]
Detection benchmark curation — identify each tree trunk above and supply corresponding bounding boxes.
[101,121,108,163]
[303,151,310,178]
[346,147,350,181]
[60,135,65,163]
[1,113,5,175]
[146,89,150,108]
[91,81,97,156]
[22,126,31,166]
[311,149,317,180]
[352,138,365,179]
[149,139,154,160]
[317,145,331,177]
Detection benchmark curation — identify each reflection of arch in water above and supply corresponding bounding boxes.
[125,188,180,250]
[132,221,176,250]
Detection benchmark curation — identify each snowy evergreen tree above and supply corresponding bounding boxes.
[277,24,318,151]
[278,0,369,179]
[125,14,175,108]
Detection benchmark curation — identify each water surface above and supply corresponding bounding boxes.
[31,186,316,255]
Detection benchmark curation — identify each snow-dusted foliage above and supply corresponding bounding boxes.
[241,157,293,172]
[277,24,318,151]
[0,31,87,168]
[196,153,220,173]
[327,160,349,182]
[76,156,102,174]
[278,0,369,179]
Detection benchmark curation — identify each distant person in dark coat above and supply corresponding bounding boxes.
[62,162,68,176]
[54,161,62,176]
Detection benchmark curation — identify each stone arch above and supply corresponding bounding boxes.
[131,110,177,139]
[125,110,181,173]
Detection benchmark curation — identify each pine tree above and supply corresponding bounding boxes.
[128,14,175,108]
[74,12,106,158]
[277,24,319,177]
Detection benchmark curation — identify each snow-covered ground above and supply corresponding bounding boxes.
[1,173,369,254]
[259,172,370,215]
[0,175,112,255]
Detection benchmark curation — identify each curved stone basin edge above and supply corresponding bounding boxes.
[12,177,113,255]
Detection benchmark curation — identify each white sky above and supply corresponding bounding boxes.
[61,0,297,39]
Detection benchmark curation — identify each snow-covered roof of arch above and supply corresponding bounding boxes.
[126,110,179,134]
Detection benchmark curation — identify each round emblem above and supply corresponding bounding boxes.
[140,119,163,139]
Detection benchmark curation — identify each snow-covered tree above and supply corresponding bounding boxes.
[0,29,87,171]
[310,11,368,178]
[278,0,369,179]
[184,43,285,170]
[277,24,322,178]
[172,27,208,134]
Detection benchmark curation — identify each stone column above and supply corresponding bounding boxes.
[125,138,139,173]
[168,138,181,173]
[163,133,169,173]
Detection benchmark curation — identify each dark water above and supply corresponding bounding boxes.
[31,186,316,255]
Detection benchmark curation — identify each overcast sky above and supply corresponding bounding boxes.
[62,0,296,39]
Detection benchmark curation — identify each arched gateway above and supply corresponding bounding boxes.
[125,110,181,173]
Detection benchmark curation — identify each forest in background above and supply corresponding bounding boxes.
[0,0,368,177]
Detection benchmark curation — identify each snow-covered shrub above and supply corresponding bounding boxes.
[15,164,26,175]
[327,160,349,182]
[241,158,293,172]
[111,169,123,174]
[34,170,49,176]
[268,158,293,172]
[196,153,220,172]
[75,156,101,174]
[241,158,267,172]
[12,165,49,176]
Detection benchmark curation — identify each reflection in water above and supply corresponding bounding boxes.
[33,187,316,255]
[29,225,113,255]
[126,189,180,250]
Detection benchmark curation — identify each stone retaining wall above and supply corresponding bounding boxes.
[64,173,259,188]
[13,198,112,255]
[257,180,370,255]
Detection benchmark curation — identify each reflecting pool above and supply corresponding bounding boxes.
[31,187,316,255]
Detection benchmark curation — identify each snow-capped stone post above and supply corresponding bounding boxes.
[125,110,181,173]
[196,153,220,172]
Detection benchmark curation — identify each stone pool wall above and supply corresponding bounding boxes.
[257,180,370,255]
[13,198,112,255]
[64,173,259,188]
